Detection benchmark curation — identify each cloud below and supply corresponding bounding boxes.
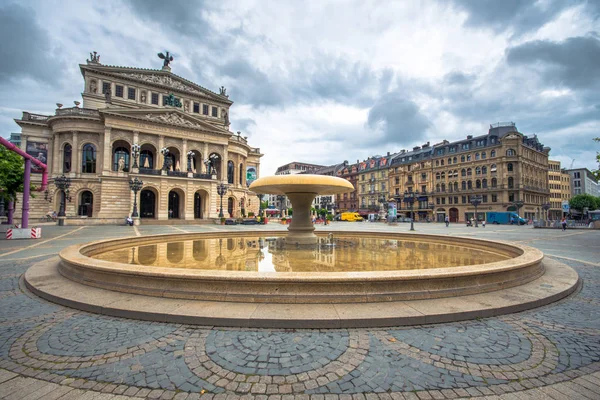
[505,36,600,90]
[367,92,431,146]
[0,3,64,85]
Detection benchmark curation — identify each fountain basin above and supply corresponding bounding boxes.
[57,231,544,304]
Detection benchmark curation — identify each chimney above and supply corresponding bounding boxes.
[387,151,390,156]
[413,146,420,151]
[467,135,473,139]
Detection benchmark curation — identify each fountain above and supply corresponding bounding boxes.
[24,175,580,328]
[249,175,354,245]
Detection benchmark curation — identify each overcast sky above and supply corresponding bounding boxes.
[1,0,599,175]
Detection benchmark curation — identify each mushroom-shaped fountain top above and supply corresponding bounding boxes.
[249,175,354,245]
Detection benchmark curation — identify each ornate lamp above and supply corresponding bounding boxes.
[470,195,483,227]
[128,177,143,218]
[131,143,141,168]
[160,147,170,171]
[187,151,195,172]
[54,175,72,226]
[217,183,228,218]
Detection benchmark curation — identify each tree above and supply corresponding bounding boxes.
[569,194,598,212]
[0,146,24,204]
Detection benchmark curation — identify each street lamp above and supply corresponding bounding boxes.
[257,193,264,217]
[217,183,228,218]
[160,147,171,171]
[403,190,416,231]
[128,177,143,218]
[131,143,141,168]
[187,151,195,172]
[277,195,286,217]
[54,175,71,226]
[470,195,482,228]
[541,202,551,221]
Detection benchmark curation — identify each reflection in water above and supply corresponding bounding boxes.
[92,236,510,273]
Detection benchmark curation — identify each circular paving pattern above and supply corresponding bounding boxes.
[1,242,600,398]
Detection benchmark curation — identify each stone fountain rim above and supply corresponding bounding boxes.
[59,230,542,283]
[249,174,354,195]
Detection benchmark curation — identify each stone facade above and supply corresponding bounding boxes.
[14,54,262,223]
[548,160,571,220]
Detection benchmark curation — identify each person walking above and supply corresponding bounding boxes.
[445,215,449,227]
[561,216,567,231]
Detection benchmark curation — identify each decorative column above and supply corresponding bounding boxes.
[203,143,209,173]
[52,135,60,174]
[182,139,188,174]
[102,127,111,174]
[71,131,79,177]
[158,135,165,170]
[221,145,228,183]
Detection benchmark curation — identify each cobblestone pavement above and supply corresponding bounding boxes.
[0,224,599,399]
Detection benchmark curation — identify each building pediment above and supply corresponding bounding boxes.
[101,108,230,134]
[80,64,232,105]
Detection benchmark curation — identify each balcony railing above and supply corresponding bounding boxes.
[21,112,50,122]
[55,107,100,118]
[167,171,190,177]
[193,172,212,179]
[138,168,162,176]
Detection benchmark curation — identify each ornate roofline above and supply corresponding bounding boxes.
[99,108,231,135]
[80,64,233,106]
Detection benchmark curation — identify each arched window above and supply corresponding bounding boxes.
[476,180,481,189]
[81,144,96,173]
[453,157,457,164]
[78,190,93,217]
[491,178,497,188]
[140,150,153,169]
[475,167,481,175]
[227,161,234,184]
[467,154,471,161]
[453,182,458,191]
[482,166,487,174]
[508,177,514,188]
[441,183,446,192]
[460,155,465,162]
[461,169,466,177]
[475,153,480,160]
[467,168,472,176]
[113,146,130,172]
[239,163,244,185]
[491,163,497,172]
[506,149,516,156]
[447,158,452,165]
[454,170,459,177]
[461,181,466,190]
[491,150,496,157]
[481,152,487,159]
[507,163,513,172]
[435,160,439,166]
[482,179,488,188]
[441,172,445,179]
[436,184,440,192]
[440,159,444,166]
[468,180,473,189]
[436,172,440,180]
[63,144,72,173]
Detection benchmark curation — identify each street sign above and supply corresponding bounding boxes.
[561,201,570,213]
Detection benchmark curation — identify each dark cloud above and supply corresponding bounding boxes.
[367,92,430,145]
[125,0,212,38]
[0,3,64,85]
[448,0,580,36]
[231,118,256,136]
[506,36,600,89]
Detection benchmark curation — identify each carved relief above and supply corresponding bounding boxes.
[114,73,207,97]
[89,79,98,94]
[144,113,204,129]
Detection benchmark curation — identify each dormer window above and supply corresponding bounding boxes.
[462,143,469,150]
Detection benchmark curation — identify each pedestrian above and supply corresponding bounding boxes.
[168,208,173,218]
[445,215,449,227]
[482,219,486,228]
[126,216,133,226]
[561,216,567,231]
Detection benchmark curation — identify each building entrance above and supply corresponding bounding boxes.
[140,190,155,219]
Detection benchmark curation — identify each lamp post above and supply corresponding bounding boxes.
[160,147,170,171]
[54,175,71,226]
[187,151,195,172]
[470,195,482,228]
[217,183,228,218]
[403,190,415,231]
[257,193,264,217]
[128,177,143,218]
[321,196,331,225]
[541,202,551,222]
[131,143,141,168]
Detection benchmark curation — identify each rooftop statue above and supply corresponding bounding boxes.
[87,51,100,64]
[158,51,174,68]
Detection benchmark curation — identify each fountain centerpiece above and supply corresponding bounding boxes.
[249,174,354,245]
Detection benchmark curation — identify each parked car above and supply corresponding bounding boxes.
[224,218,238,225]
